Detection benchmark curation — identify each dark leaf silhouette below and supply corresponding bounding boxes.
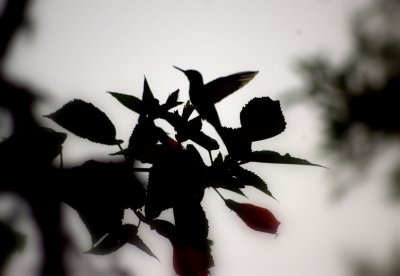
[142,78,160,116]
[231,165,274,198]
[145,145,206,219]
[181,101,195,122]
[167,111,219,151]
[206,158,247,197]
[225,199,280,234]
[108,91,144,114]
[86,224,138,255]
[61,160,146,242]
[125,116,165,162]
[45,99,122,145]
[240,97,286,140]
[243,150,324,167]
[163,89,182,110]
[142,77,156,104]
[149,219,176,241]
[219,127,252,159]
[128,235,158,260]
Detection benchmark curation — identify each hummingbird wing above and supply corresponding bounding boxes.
[205,71,258,103]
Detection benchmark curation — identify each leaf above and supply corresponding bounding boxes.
[61,160,146,242]
[128,235,159,260]
[145,146,206,219]
[205,161,246,197]
[231,165,274,198]
[164,89,183,110]
[142,77,155,103]
[245,150,325,167]
[108,92,144,114]
[182,101,195,122]
[45,99,121,145]
[86,224,138,255]
[218,127,252,159]
[150,219,175,240]
[181,128,219,151]
[240,97,286,140]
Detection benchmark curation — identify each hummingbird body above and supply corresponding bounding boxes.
[174,67,258,128]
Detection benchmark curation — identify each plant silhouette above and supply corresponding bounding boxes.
[42,69,321,276]
[0,1,321,275]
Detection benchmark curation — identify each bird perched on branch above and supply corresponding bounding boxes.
[174,66,258,128]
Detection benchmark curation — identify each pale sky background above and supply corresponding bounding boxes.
[2,0,400,276]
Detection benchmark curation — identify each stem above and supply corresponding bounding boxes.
[133,209,149,227]
[132,167,151,172]
[208,150,213,165]
[213,187,226,202]
[59,148,63,169]
[117,143,128,161]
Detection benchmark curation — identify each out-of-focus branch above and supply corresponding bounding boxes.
[0,0,30,64]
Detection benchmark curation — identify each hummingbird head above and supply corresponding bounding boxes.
[173,66,203,85]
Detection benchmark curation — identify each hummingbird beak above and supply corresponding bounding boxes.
[173,66,185,73]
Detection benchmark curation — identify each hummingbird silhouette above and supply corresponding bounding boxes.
[174,66,258,128]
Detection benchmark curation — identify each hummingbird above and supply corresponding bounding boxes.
[174,66,258,128]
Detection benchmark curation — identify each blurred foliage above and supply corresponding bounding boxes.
[295,0,400,198]
[350,245,400,276]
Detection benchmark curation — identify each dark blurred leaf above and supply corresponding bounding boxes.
[0,127,67,167]
[61,160,146,242]
[128,235,158,260]
[45,99,121,145]
[244,150,325,167]
[40,127,67,158]
[142,78,155,104]
[86,224,138,255]
[240,97,286,140]
[0,221,25,266]
[108,92,144,114]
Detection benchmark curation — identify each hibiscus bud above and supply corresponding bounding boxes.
[225,199,280,234]
[173,245,210,276]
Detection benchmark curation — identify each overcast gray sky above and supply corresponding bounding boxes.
[3,1,400,276]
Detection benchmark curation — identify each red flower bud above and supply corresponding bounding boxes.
[225,199,280,234]
[173,245,210,276]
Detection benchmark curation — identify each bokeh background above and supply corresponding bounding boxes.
[1,0,399,275]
